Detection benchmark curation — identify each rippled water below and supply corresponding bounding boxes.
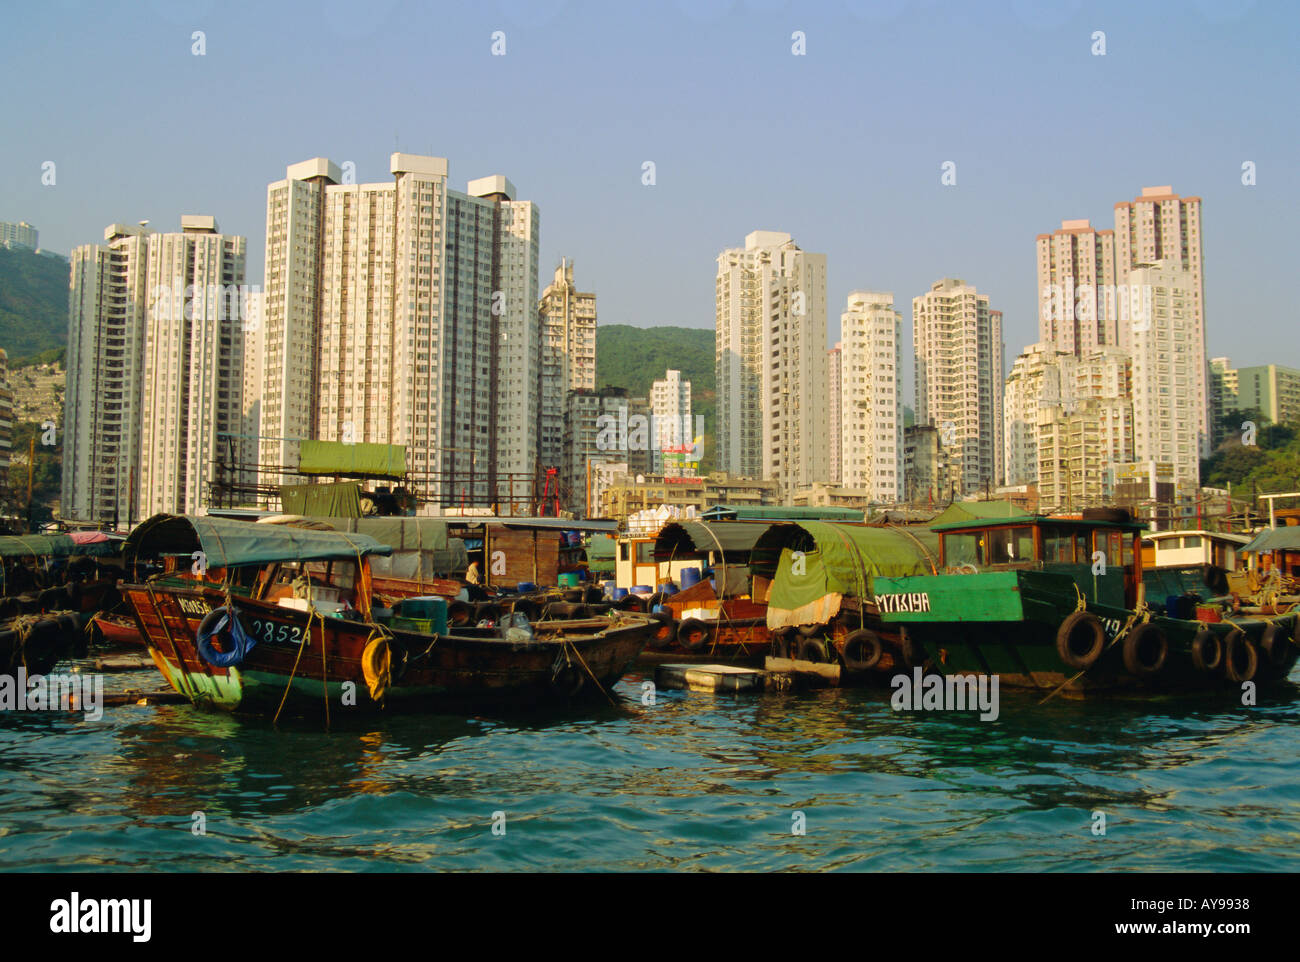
[2,661,1298,871]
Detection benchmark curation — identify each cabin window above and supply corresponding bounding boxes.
[945,532,983,566]
[620,544,629,561]
[987,527,1034,564]
[1182,535,1202,549]
[1043,526,1075,563]
[636,543,655,563]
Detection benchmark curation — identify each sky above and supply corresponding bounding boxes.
[3,0,1296,386]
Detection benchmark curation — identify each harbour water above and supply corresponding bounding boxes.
[2,663,1298,872]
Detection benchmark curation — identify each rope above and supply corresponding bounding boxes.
[563,638,617,707]
[1037,603,1151,705]
[271,613,311,726]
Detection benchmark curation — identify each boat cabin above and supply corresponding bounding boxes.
[934,511,1147,608]
[1140,530,1250,572]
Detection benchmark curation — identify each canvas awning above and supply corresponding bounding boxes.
[1241,526,1300,554]
[125,514,392,568]
[302,517,467,578]
[278,481,364,517]
[751,522,939,629]
[298,440,406,477]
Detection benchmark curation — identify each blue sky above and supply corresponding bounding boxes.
[2,0,1295,379]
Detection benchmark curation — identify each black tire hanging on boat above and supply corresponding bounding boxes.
[1122,623,1168,677]
[677,618,714,652]
[1190,628,1224,673]
[797,637,832,664]
[647,610,677,650]
[447,600,474,627]
[617,594,647,613]
[510,598,541,622]
[770,627,794,659]
[1202,564,1230,596]
[551,661,586,697]
[796,623,826,639]
[1259,623,1293,669]
[1222,628,1258,682]
[1055,611,1106,670]
[899,626,926,668]
[841,629,884,671]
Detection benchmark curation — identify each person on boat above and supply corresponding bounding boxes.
[466,560,481,585]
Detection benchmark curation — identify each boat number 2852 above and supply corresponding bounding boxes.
[246,618,304,646]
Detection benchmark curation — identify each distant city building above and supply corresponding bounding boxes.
[715,230,828,499]
[1036,219,1119,356]
[538,258,597,470]
[1209,356,1238,446]
[561,387,651,516]
[1126,260,1205,498]
[913,277,1004,495]
[1231,363,1300,429]
[64,218,247,524]
[903,424,947,504]
[599,471,779,521]
[1003,343,1071,487]
[650,368,692,477]
[261,155,540,508]
[838,292,902,502]
[0,221,37,250]
[1036,396,1133,511]
[828,343,842,485]
[1114,186,1208,452]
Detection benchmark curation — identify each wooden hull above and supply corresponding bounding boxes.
[122,583,653,716]
[0,611,82,676]
[874,569,1300,694]
[93,611,146,647]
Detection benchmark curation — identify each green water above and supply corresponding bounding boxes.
[2,664,1298,871]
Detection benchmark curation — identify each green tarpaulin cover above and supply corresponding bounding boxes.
[931,500,1025,528]
[761,522,939,629]
[298,440,406,477]
[1241,526,1300,554]
[279,481,363,518]
[125,514,392,567]
[303,517,467,579]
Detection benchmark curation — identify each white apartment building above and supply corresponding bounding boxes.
[137,217,247,517]
[261,158,337,489]
[538,258,596,470]
[1114,186,1208,452]
[0,221,38,250]
[828,343,842,486]
[1036,219,1119,356]
[262,155,540,508]
[1126,259,1204,497]
[1003,343,1072,487]
[64,224,152,526]
[650,368,692,477]
[839,292,901,502]
[64,218,246,524]
[715,231,828,500]
[913,278,1004,495]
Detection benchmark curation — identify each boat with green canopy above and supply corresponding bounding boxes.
[871,506,1299,694]
[748,521,940,674]
[119,514,654,717]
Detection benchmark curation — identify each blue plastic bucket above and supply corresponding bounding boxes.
[612,587,629,601]
[680,567,702,588]
[660,584,678,596]
[517,582,536,593]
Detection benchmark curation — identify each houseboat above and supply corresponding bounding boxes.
[120,514,654,717]
[872,507,1298,694]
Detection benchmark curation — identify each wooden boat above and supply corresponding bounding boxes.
[872,507,1299,694]
[1,611,82,676]
[119,514,654,717]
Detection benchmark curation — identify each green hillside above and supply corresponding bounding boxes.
[0,247,69,360]
[596,324,716,473]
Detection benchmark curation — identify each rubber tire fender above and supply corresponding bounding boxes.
[1055,610,1107,670]
[677,617,714,652]
[1190,628,1223,673]
[797,637,832,664]
[1259,623,1293,669]
[841,629,884,671]
[1222,628,1258,683]
[647,610,677,650]
[769,627,794,660]
[1121,622,1168,677]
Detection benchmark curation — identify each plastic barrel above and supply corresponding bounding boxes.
[559,572,580,588]
[679,567,702,588]
[517,582,537,593]
[611,587,629,601]
[660,584,678,597]
[631,585,652,595]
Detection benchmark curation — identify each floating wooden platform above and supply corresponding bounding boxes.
[89,655,155,672]
[654,657,842,694]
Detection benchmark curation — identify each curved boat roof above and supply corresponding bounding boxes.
[125,514,392,567]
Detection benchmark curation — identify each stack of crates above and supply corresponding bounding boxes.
[391,596,450,634]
